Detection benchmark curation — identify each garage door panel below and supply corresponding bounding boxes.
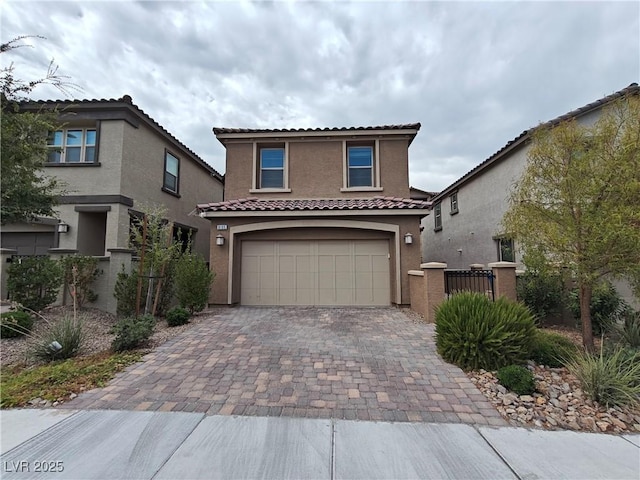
[241,240,389,306]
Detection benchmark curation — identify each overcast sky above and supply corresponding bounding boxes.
[2,1,638,193]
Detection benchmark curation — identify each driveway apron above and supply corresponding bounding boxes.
[62,307,506,425]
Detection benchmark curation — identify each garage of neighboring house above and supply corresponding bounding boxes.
[241,239,390,306]
[0,220,58,256]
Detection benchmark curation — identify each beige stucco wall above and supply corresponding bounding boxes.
[223,137,411,200]
[207,214,423,306]
[119,121,223,259]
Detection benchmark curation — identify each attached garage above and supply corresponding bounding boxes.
[241,240,390,306]
[0,232,55,256]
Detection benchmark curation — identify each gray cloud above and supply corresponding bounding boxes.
[2,1,638,193]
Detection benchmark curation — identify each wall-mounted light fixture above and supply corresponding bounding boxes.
[57,222,69,233]
[404,233,413,245]
[216,234,225,246]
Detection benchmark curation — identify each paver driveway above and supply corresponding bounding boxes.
[63,307,506,425]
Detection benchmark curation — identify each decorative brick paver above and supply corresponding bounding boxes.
[61,307,506,426]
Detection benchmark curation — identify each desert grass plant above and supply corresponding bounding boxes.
[31,314,85,362]
[496,365,536,396]
[566,345,640,408]
[435,292,536,371]
[0,310,34,338]
[530,329,578,367]
[612,310,640,349]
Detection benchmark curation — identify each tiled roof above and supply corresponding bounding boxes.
[213,124,421,135]
[432,83,640,201]
[197,196,432,213]
[19,95,224,181]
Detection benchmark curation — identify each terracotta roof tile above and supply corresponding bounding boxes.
[213,124,421,135]
[197,196,432,213]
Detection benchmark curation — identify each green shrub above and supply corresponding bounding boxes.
[32,315,85,362]
[568,281,627,336]
[517,270,563,321]
[113,266,139,317]
[111,315,155,352]
[174,252,213,314]
[166,306,190,327]
[0,311,34,338]
[566,346,640,408]
[60,255,102,308]
[530,330,578,367]
[7,256,62,312]
[435,292,537,371]
[113,263,175,318]
[496,365,536,395]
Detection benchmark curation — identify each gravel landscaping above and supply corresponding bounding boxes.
[3,306,638,434]
[1,305,221,368]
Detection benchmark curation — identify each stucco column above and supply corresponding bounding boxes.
[421,262,447,323]
[0,248,17,301]
[408,270,426,319]
[47,248,79,306]
[488,261,517,301]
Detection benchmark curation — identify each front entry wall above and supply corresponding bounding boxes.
[241,240,390,306]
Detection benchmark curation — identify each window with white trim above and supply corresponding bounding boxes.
[450,192,459,214]
[47,128,96,163]
[259,147,285,188]
[163,151,180,194]
[347,146,374,187]
[434,202,442,231]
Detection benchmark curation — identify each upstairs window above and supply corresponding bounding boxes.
[259,148,285,189]
[434,202,442,231]
[347,146,373,187]
[163,151,180,194]
[450,192,459,214]
[47,128,96,163]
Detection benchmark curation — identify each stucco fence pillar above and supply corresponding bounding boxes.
[488,261,517,301]
[0,248,17,301]
[408,262,447,323]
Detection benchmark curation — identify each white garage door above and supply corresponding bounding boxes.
[241,240,390,306]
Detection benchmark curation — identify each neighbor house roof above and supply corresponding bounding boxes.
[431,83,640,202]
[197,196,431,216]
[20,95,224,181]
[213,123,422,145]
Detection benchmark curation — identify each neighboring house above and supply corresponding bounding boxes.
[197,124,431,306]
[422,83,639,273]
[1,95,224,260]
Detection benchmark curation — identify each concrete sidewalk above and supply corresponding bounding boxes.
[1,409,638,479]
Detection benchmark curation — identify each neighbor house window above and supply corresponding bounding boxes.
[47,128,96,163]
[259,148,285,188]
[163,151,180,194]
[434,202,442,231]
[498,238,515,262]
[347,146,373,187]
[450,192,459,214]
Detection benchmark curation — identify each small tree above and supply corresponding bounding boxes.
[1,36,79,224]
[60,255,102,308]
[174,251,214,314]
[503,94,640,351]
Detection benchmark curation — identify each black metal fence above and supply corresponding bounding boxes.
[445,270,495,301]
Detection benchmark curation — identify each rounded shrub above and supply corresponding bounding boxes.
[111,315,155,352]
[0,311,34,338]
[166,306,190,327]
[530,330,579,367]
[497,365,536,396]
[435,292,536,371]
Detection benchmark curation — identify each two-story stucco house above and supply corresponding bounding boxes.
[197,124,431,306]
[1,95,224,260]
[421,83,639,306]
